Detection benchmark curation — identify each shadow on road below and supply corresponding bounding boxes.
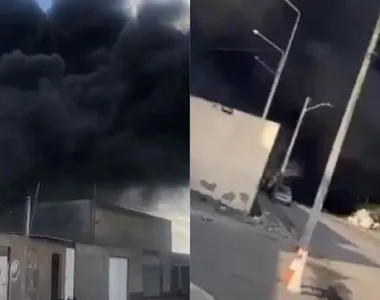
[302,260,352,300]
[257,192,380,299]
[192,188,380,300]
[257,192,380,268]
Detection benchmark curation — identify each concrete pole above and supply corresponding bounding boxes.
[278,98,332,185]
[21,195,32,300]
[261,2,300,119]
[279,97,310,176]
[295,7,380,288]
[25,196,31,237]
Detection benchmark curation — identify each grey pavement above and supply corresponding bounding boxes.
[191,193,380,300]
[190,283,215,300]
[258,193,380,299]
[190,197,321,300]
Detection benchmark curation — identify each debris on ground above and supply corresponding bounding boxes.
[347,208,380,230]
[200,216,213,222]
[245,211,289,238]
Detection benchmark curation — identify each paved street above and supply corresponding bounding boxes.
[190,197,316,300]
[263,195,380,299]
[191,193,380,300]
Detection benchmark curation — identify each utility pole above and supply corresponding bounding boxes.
[261,0,301,119]
[300,9,380,249]
[287,8,380,294]
[280,97,310,177]
[21,195,32,300]
[278,97,332,184]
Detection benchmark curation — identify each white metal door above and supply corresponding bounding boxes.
[108,257,128,300]
[0,255,8,300]
[64,248,75,300]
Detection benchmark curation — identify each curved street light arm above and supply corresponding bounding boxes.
[254,56,276,75]
[252,30,285,55]
[283,0,301,15]
[261,4,301,119]
[306,103,333,112]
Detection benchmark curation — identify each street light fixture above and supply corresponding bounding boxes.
[254,56,276,75]
[252,29,285,55]
[289,8,380,294]
[255,0,301,119]
[208,48,277,76]
[278,97,333,182]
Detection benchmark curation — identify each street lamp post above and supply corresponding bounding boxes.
[286,8,380,294]
[254,0,301,120]
[254,56,276,75]
[279,97,332,178]
[252,30,285,55]
[208,48,277,76]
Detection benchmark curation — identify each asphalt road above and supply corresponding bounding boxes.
[258,193,380,299]
[190,198,310,300]
[191,194,380,300]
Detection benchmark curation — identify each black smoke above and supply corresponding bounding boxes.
[192,0,380,214]
[0,0,189,203]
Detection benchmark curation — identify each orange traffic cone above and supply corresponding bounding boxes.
[282,248,309,294]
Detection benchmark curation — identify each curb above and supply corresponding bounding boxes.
[190,283,215,300]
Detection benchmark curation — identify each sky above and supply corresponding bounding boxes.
[35,0,51,12]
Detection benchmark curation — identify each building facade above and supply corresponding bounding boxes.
[190,96,280,213]
[0,200,174,300]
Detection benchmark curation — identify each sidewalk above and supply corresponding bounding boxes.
[191,198,337,300]
[190,283,215,300]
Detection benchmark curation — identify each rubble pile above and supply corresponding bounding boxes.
[245,212,290,238]
[347,209,380,230]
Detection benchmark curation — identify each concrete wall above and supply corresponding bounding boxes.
[74,244,176,300]
[115,186,190,255]
[0,234,171,300]
[190,96,280,212]
[94,205,171,252]
[94,206,172,296]
[0,234,68,300]
[96,185,190,255]
[74,243,147,300]
[0,200,93,244]
[33,200,93,243]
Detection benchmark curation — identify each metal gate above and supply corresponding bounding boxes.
[170,266,179,294]
[142,255,161,298]
[171,265,189,296]
[179,266,189,295]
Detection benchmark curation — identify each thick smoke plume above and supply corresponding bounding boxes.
[0,0,189,203]
[192,0,380,214]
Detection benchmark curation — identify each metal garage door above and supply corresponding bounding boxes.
[180,266,189,295]
[170,266,179,294]
[142,255,161,298]
[109,257,129,300]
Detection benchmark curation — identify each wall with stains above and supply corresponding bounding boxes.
[190,96,280,212]
[0,234,68,300]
